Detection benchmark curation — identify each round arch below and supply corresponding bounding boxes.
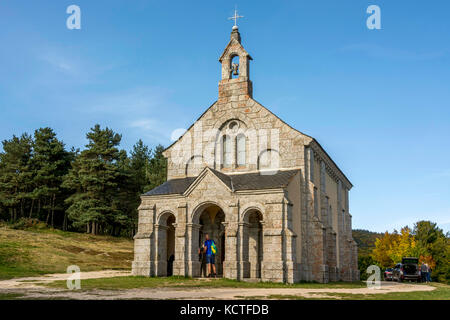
[240,207,264,279]
[191,200,227,224]
[157,210,177,226]
[185,155,205,176]
[257,148,280,171]
[241,204,265,223]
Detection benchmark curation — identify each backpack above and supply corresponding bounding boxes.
[211,241,217,255]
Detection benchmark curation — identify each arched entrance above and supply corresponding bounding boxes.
[157,212,176,277]
[244,209,263,279]
[196,204,225,276]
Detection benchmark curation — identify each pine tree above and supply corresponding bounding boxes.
[127,140,153,235]
[130,139,152,193]
[112,149,135,236]
[31,128,71,227]
[147,144,167,191]
[63,125,123,235]
[0,134,33,222]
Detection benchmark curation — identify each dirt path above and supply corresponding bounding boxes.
[0,270,436,300]
[0,270,130,289]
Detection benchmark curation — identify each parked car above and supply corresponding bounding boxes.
[384,268,394,281]
[392,257,421,282]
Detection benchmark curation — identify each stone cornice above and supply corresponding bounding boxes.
[235,188,284,195]
[137,204,155,211]
[309,141,353,189]
[141,194,185,200]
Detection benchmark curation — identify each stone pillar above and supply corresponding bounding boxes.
[283,199,298,283]
[320,161,328,224]
[238,222,250,279]
[336,180,343,279]
[261,228,284,282]
[173,204,188,276]
[306,147,315,182]
[223,203,240,279]
[310,220,328,283]
[132,204,156,276]
[132,231,155,276]
[261,201,284,283]
[154,224,168,276]
[186,223,202,277]
[283,227,298,283]
[327,230,338,281]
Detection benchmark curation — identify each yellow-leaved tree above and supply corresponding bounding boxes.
[388,227,416,263]
[371,232,397,268]
[371,227,417,268]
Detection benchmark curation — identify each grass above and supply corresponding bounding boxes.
[0,223,133,280]
[256,283,450,300]
[41,276,450,300]
[43,275,367,290]
[0,292,25,300]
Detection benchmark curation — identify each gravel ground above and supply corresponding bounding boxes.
[0,270,436,300]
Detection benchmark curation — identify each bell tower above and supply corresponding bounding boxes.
[218,11,253,104]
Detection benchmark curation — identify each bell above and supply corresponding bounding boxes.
[232,63,239,76]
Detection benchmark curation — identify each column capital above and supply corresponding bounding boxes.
[186,223,202,230]
[238,222,250,227]
[229,201,239,208]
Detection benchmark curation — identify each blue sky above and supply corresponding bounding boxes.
[1,1,449,233]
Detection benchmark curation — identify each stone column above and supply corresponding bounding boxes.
[132,230,155,276]
[336,180,343,279]
[186,223,202,277]
[238,222,250,279]
[223,203,239,280]
[173,204,188,276]
[261,200,285,283]
[154,224,168,276]
[282,199,298,283]
[132,204,156,276]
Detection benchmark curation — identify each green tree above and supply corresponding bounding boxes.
[130,139,152,192]
[63,125,124,235]
[358,255,376,280]
[31,128,72,227]
[0,134,33,221]
[127,140,153,234]
[147,144,167,191]
[111,149,135,236]
[371,232,396,268]
[413,221,449,283]
[371,228,417,268]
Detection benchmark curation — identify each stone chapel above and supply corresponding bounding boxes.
[132,24,359,283]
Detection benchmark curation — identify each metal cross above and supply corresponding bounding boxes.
[228,9,244,27]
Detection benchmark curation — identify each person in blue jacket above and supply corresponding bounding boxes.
[203,234,217,278]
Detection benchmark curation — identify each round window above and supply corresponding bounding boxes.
[228,121,239,132]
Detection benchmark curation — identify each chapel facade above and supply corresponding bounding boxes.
[131,25,359,283]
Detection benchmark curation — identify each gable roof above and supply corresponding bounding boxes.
[143,168,299,196]
[218,38,253,62]
[144,177,197,196]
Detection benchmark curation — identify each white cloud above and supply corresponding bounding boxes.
[38,50,80,75]
[129,118,172,142]
[36,45,117,81]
